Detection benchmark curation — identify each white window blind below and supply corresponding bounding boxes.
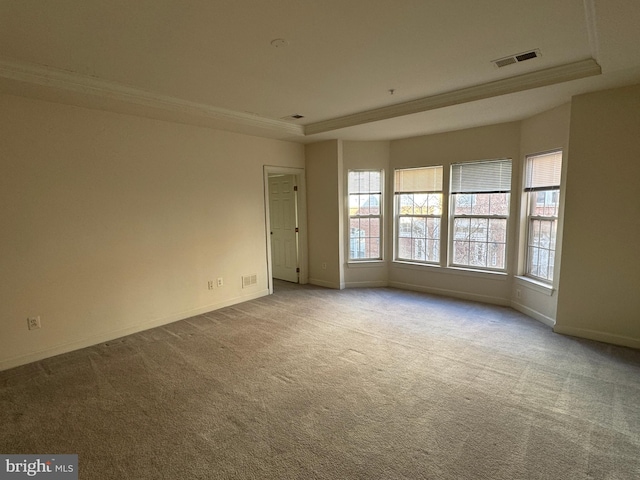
[349,170,382,194]
[451,159,512,194]
[525,151,562,191]
[395,166,443,193]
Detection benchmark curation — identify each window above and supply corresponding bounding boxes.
[394,166,443,263]
[450,159,512,270]
[348,170,382,260]
[524,151,562,282]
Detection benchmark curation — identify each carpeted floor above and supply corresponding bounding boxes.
[1,281,639,479]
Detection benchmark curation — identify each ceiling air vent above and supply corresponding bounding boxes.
[281,114,305,120]
[492,49,541,68]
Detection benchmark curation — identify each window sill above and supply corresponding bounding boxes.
[347,260,385,268]
[393,259,440,268]
[515,275,555,296]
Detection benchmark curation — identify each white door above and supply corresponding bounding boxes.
[269,174,299,282]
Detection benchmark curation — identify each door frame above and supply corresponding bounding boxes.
[264,165,308,293]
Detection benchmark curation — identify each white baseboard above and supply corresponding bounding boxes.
[388,281,510,306]
[308,277,344,289]
[553,325,640,349]
[511,301,556,327]
[0,289,269,372]
[344,280,388,288]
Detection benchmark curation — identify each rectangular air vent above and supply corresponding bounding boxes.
[242,274,257,288]
[492,49,541,68]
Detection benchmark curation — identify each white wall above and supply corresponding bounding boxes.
[0,94,304,370]
[305,140,344,289]
[555,84,640,348]
[512,103,571,326]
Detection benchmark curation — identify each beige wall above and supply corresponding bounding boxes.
[513,103,571,325]
[0,94,304,370]
[388,122,521,304]
[305,140,344,288]
[343,141,390,287]
[555,84,640,348]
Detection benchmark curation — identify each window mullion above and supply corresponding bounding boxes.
[453,214,508,219]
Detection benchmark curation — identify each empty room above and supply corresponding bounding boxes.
[1,1,639,478]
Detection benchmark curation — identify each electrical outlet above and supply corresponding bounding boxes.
[217,277,224,287]
[207,280,214,290]
[321,262,327,270]
[27,316,41,330]
[516,289,522,299]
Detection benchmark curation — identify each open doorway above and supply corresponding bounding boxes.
[264,166,308,294]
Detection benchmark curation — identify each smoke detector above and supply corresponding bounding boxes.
[492,49,541,68]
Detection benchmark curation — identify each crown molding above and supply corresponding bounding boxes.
[583,0,601,63]
[304,58,602,136]
[0,57,602,139]
[0,58,305,137]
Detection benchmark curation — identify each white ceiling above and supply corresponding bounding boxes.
[1,0,639,143]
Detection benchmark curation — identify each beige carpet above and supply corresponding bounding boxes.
[1,281,639,479]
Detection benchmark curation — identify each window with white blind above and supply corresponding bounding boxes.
[348,170,383,261]
[524,151,562,282]
[394,166,443,263]
[450,159,512,271]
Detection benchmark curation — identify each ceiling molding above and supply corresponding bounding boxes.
[0,58,305,137]
[583,0,601,63]
[304,58,602,136]
[0,57,602,140]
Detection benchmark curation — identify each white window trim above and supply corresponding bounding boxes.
[515,275,555,296]
[521,149,563,284]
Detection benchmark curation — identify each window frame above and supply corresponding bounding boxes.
[449,159,512,272]
[393,166,443,265]
[347,169,384,262]
[523,150,563,284]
